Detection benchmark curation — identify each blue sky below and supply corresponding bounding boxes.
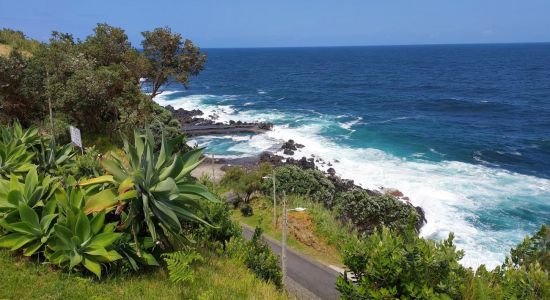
[2,0,549,48]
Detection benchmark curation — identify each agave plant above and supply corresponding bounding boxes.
[0,167,59,219]
[0,200,57,256]
[35,138,76,176]
[47,210,122,278]
[0,121,40,147]
[79,129,219,248]
[0,139,35,178]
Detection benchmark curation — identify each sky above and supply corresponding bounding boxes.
[1,0,550,48]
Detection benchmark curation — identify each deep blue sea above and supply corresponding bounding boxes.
[155,44,550,268]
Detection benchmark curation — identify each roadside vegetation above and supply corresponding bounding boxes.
[219,163,550,299]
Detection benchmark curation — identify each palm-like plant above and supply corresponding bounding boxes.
[79,129,219,248]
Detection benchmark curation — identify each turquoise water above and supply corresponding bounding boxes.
[154,44,550,268]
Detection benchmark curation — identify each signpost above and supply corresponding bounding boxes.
[69,126,84,154]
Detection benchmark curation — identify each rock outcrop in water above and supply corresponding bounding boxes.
[164,105,273,136]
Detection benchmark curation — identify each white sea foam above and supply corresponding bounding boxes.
[156,92,550,269]
[340,117,363,130]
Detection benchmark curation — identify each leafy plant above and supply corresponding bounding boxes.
[35,139,76,176]
[508,224,549,272]
[79,129,219,248]
[243,227,283,289]
[0,138,35,178]
[47,210,122,278]
[0,200,57,256]
[336,189,420,234]
[267,165,335,207]
[240,204,253,217]
[336,226,466,299]
[0,121,40,147]
[113,234,159,271]
[0,167,58,216]
[162,250,203,283]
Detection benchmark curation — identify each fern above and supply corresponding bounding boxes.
[162,250,203,283]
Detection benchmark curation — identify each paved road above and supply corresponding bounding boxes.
[242,225,340,300]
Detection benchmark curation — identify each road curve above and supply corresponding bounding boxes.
[241,224,340,300]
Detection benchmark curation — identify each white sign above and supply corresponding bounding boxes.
[69,126,82,148]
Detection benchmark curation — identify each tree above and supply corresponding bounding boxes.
[141,27,206,99]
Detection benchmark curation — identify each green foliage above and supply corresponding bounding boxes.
[243,227,283,289]
[509,224,549,272]
[141,27,206,98]
[0,122,39,178]
[221,165,268,204]
[0,28,40,53]
[0,199,57,256]
[0,167,58,213]
[35,138,76,176]
[73,146,102,177]
[113,234,159,272]
[269,165,335,207]
[197,202,242,251]
[80,128,219,248]
[337,226,466,299]
[47,210,122,278]
[336,189,419,234]
[150,102,189,153]
[162,249,203,283]
[240,204,254,217]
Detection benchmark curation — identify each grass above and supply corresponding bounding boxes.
[0,250,288,300]
[0,44,12,57]
[232,194,353,267]
[0,43,32,57]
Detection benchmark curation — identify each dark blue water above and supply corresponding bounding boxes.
[155,44,550,268]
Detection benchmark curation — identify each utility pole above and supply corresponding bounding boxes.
[272,170,277,228]
[281,191,287,286]
[211,153,215,179]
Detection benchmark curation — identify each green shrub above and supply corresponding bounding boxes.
[240,203,254,217]
[221,165,266,204]
[336,189,419,234]
[508,224,549,272]
[73,146,102,177]
[243,227,283,289]
[269,165,335,207]
[197,202,242,251]
[336,226,466,299]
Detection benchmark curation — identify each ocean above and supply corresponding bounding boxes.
[154,44,550,269]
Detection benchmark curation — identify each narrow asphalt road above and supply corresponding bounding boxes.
[242,224,340,300]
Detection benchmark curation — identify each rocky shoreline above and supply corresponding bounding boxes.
[166,105,426,230]
[165,105,273,136]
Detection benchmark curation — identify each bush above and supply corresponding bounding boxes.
[508,224,549,272]
[73,146,102,177]
[240,204,254,217]
[197,203,242,251]
[269,165,335,207]
[336,226,466,299]
[221,164,271,204]
[336,189,419,234]
[243,227,283,289]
